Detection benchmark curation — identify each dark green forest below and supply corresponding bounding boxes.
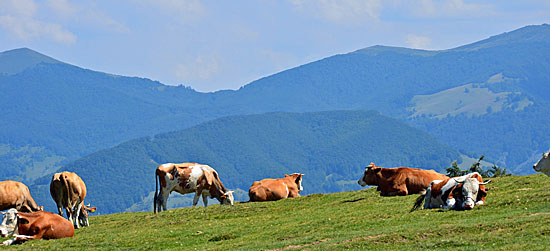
[30,110,459,214]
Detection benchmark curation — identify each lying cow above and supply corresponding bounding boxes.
[50,171,96,229]
[0,181,42,212]
[0,208,74,246]
[154,163,234,213]
[533,150,550,176]
[249,173,304,202]
[357,163,448,196]
[411,172,491,211]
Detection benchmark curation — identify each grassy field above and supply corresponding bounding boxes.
[2,174,549,250]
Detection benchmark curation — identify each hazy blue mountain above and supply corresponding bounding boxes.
[1,24,550,185]
[29,110,460,214]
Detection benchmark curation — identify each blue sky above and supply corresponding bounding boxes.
[1,0,549,92]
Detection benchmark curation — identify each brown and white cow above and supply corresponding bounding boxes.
[411,172,491,211]
[0,208,74,246]
[357,162,448,196]
[533,150,550,176]
[248,173,304,202]
[154,163,234,213]
[0,181,42,212]
[50,172,96,229]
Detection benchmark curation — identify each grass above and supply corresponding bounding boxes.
[2,174,550,250]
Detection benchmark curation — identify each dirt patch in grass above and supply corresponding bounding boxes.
[266,238,332,250]
[528,212,550,217]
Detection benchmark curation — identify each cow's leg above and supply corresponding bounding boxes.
[56,202,64,217]
[158,189,170,212]
[73,203,83,229]
[1,234,35,246]
[66,207,74,226]
[192,191,201,207]
[202,193,208,207]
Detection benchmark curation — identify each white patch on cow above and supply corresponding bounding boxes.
[282,182,289,197]
[475,200,484,205]
[161,163,173,168]
[298,178,304,192]
[188,165,204,190]
[444,198,456,209]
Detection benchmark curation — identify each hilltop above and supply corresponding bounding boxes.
[3,174,549,249]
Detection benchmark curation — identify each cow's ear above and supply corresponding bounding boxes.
[89,207,97,213]
[284,174,290,177]
[373,167,381,173]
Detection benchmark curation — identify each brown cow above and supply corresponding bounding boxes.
[411,172,492,211]
[0,181,42,212]
[154,163,234,213]
[0,208,74,246]
[50,172,96,229]
[249,173,304,202]
[357,162,448,196]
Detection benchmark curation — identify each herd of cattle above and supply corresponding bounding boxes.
[0,150,548,246]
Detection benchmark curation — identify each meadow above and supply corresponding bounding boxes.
[2,174,549,250]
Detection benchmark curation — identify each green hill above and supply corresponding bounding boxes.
[30,110,459,214]
[5,174,549,249]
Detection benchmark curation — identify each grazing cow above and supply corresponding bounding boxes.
[533,150,550,176]
[0,208,74,246]
[154,163,234,213]
[411,172,491,211]
[0,181,42,212]
[357,163,448,196]
[249,173,304,202]
[50,172,96,229]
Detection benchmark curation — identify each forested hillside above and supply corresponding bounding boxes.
[29,110,459,214]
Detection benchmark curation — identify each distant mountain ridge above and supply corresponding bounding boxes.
[1,24,549,185]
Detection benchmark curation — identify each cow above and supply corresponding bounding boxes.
[411,172,491,211]
[0,181,42,212]
[249,173,304,202]
[50,172,96,229]
[0,208,74,246]
[533,150,550,176]
[154,163,234,213]
[357,162,448,196]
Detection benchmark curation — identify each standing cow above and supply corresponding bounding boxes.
[0,208,74,246]
[533,150,550,176]
[0,181,42,212]
[154,163,234,213]
[50,172,96,229]
[249,173,304,202]
[411,172,491,211]
[357,162,448,196]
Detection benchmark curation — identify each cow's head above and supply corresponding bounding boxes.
[455,178,492,210]
[78,204,97,227]
[0,209,18,237]
[220,191,234,205]
[358,163,380,187]
[533,151,550,176]
[286,173,304,191]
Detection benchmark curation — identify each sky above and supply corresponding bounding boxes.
[1,0,549,92]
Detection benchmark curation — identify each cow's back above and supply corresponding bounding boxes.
[402,168,448,194]
[18,211,74,239]
[249,179,288,201]
[50,173,65,206]
[0,181,38,212]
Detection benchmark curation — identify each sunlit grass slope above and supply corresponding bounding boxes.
[3,174,549,250]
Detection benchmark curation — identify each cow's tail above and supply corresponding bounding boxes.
[410,194,426,212]
[154,171,159,213]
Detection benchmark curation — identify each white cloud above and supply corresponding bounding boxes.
[47,0,76,17]
[175,54,221,82]
[133,0,204,22]
[409,0,493,18]
[405,34,432,49]
[289,0,382,24]
[0,0,76,44]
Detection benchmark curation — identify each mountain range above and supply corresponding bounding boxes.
[1,24,550,213]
